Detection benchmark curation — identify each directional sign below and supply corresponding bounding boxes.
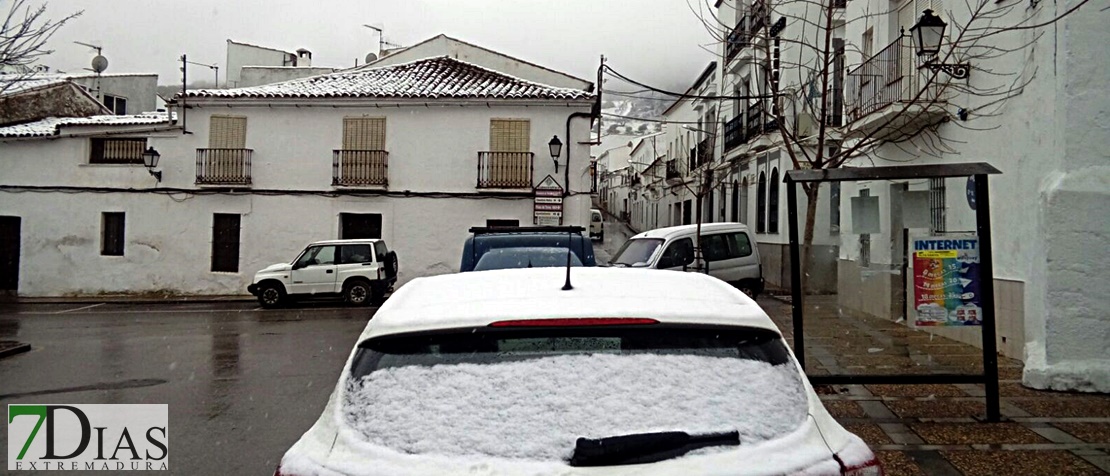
[534,174,565,225]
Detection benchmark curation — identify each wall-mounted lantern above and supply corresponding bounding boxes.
[142,146,162,182]
[548,135,563,173]
[910,9,970,79]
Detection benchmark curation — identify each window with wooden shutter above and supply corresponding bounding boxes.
[343,117,386,150]
[489,119,530,152]
[484,119,531,187]
[209,115,247,149]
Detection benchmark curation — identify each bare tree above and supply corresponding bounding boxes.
[680,0,1090,291]
[0,0,82,95]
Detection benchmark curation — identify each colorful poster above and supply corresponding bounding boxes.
[912,236,982,326]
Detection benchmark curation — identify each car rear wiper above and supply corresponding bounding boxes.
[568,430,740,467]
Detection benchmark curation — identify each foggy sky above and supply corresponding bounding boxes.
[33,0,717,92]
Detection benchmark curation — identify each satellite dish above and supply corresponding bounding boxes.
[364,53,378,64]
[91,55,109,73]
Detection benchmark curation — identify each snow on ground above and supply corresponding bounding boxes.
[344,353,807,462]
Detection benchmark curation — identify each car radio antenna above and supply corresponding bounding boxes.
[562,229,574,291]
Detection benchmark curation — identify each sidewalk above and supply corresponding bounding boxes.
[2,294,255,305]
[759,295,1110,475]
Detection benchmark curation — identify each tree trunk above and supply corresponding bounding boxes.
[800,184,820,295]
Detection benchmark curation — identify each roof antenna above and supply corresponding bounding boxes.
[562,228,574,291]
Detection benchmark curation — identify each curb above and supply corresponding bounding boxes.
[0,342,31,359]
[3,296,256,305]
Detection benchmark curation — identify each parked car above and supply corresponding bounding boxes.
[273,268,882,476]
[608,222,764,297]
[472,246,584,271]
[460,226,596,272]
[247,239,398,308]
[589,208,604,241]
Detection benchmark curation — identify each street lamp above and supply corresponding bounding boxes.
[910,9,970,79]
[142,146,162,182]
[548,135,563,172]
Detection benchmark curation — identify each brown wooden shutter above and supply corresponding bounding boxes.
[489,119,530,152]
[343,117,386,150]
[209,115,247,149]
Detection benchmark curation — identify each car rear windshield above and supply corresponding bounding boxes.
[344,326,807,462]
[610,238,663,267]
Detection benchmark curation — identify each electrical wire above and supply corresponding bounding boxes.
[0,185,600,198]
[602,65,779,101]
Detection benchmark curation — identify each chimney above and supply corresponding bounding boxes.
[296,48,312,67]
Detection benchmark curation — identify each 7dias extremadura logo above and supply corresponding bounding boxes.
[8,404,168,471]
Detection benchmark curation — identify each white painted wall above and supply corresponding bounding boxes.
[238,67,336,87]
[839,0,1110,390]
[226,41,294,87]
[70,74,159,114]
[0,101,594,296]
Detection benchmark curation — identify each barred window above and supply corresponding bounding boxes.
[929,178,946,233]
[90,138,146,164]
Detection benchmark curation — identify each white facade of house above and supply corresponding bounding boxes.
[225,40,298,88]
[832,0,1109,390]
[1,52,595,297]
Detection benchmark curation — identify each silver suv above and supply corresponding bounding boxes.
[247,239,398,308]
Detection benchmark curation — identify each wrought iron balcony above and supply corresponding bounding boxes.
[846,35,930,120]
[665,160,681,181]
[333,150,388,186]
[745,103,765,139]
[724,115,747,151]
[477,151,533,189]
[750,0,769,32]
[196,148,252,185]
[725,17,751,63]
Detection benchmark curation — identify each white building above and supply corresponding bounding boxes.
[226,40,334,88]
[832,0,1109,391]
[0,42,596,297]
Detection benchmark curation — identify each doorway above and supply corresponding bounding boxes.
[0,216,20,293]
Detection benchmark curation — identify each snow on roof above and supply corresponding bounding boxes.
[363,267,775,341]
[181,56,593,101]
[0,111,175,138]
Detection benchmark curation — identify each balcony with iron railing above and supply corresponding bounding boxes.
[477,151,533,189]
[665,160,682,182]
[196,148,252,185]
[333,150,388,187]
[845,35,945,139]
[725,17,751,64]
[724,114,747,151]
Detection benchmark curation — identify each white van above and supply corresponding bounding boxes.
[589,209,604,241]
[608,222,764,297]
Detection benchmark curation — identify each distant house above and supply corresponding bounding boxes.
[0,38,596,297]
[0,72,159,125]
[225,40,336,88]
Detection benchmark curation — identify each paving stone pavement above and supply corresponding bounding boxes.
[759,295,1110,475]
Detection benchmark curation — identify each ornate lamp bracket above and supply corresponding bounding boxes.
[922,62,970,79]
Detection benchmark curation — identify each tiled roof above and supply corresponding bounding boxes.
[0,112,174,138]
[181,56,593,101]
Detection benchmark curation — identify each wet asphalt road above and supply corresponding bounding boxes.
[0,300,372,475]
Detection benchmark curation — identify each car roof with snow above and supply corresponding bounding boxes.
[631,222,750,240]
[361,267,777,340]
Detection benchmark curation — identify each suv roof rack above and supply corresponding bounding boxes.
[468,226,586,234]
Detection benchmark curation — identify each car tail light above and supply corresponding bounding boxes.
[842,457,883,476]
[489,318,659,327]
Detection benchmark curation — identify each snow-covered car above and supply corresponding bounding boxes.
[274,268,882,476]
[247,239,398,308]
